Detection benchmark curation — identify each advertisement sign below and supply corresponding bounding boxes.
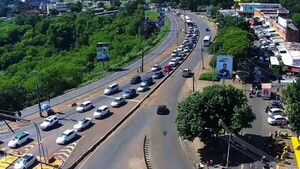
[216,55,233,79]
[96,42,110,62]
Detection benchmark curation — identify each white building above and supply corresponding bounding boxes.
[47,2,68,14]
[278,42,300,70]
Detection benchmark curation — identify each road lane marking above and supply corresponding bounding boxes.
[291,137,300,169]
[127,99,141,103]
[101,95,118,99]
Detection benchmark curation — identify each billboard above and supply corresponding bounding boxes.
[216,55,233,79]
[96,42,110,62]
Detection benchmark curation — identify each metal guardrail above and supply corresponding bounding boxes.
[143,135,152,169]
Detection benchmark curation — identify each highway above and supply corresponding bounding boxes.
[77,12,213,169]
[0,13,183,167]
[17,13,179,119]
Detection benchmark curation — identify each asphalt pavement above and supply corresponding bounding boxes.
[16,13,179,119]
[77,12,213,169]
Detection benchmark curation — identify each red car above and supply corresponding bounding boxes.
[163,64,172,73]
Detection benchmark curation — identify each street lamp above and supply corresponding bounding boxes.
[33,71,43,117]
[33,123,46,168]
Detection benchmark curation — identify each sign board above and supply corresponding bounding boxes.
[96,42,110,62]
[216,55,233,79]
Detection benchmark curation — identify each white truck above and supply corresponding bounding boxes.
[261,83,272,99]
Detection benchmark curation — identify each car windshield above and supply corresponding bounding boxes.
[60,133,67,138]
[141,83,147,87]
[153,65,159,67]
[96,109,103,113]
[45,119,51,122]
[79,104,85,107]
[16,158,25,164]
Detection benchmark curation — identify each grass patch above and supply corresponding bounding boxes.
[199,70,218,81]
[146,11,159,19]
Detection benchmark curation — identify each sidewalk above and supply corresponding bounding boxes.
[0,14,187,134]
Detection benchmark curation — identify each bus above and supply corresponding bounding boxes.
[203,36,211,47]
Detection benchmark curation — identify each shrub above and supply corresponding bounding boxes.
[199,71,218,81]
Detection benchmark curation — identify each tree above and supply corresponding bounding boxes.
[282,79,300,131]
[49,9,59,16]
[292,13,300,28]
[70,2,83,13]
[176,85,255,141]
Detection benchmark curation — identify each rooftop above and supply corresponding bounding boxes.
[239,3,281,6]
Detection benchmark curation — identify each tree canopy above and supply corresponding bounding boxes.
[0,1,163,111]
[176,85,255,141]
[282,79,300,131]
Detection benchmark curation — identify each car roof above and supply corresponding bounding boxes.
[273,115,284,118]
[46,115,57,120]
[63,129,75,134]
[115,97,122,100]
[109,83,118,87]
[270,108,283,112]
[99,105,108,109]
[82,100,92,105]
[15,131,28,138]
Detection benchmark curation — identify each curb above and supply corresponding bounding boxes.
[66,23,198,169]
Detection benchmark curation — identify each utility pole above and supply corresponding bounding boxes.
[34,71,42,117]
[201,48,205,69]
[192,73,195,92]
[226,134,232,168]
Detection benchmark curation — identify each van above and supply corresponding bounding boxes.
[104,83,119,95]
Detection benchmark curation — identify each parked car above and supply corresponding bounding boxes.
[76,101,93,112]
[40,115,59,131]
[268,108,285,117]
[176,55,184,61]
[130,75,141,84]
[93,105,110,119]
[56,129,77,145]
[111,97,125,107]
[123,89,136,99]
[157,105,168,115]
[141,77,153,86]
[151,64,162,71]
[104,83,119,95]
[182,69,192,78]
[73,117,92,131]
[268,115,287,125]
[8,131,30,148]
[152,71,164,79]
[163,64,172,72]
[183,47,190,53]
[14,154,36,169]
[137,83,149,92]
[169,58,179,67]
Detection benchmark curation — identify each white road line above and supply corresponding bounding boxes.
[62,148,72,154]
[127,99,141,103]
[56,155,67,162]
[101,95,117,99]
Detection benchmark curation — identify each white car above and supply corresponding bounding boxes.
[137,83,149,92]
[40,115,59,130]
[93,105,110,119]
[76,100,93,112]
[169,58,179,67]
[268,108,285,117]
[111,97,125,107]
[14,154,36,169]
[183,48,190,53]
[268,115,287,125]
[56,129,77,145]
[8,132,30,148]
[73,117,92,131]
[151,64,161,71]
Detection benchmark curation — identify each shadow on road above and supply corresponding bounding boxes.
[108,68,130,72]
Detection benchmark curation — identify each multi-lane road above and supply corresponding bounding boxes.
[77,12,213,169]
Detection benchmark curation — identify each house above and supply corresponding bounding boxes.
[218,9,237,17]
[47,2,68,14]
[238,3,281,18]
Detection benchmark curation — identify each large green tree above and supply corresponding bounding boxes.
[176,85,255,141]
[282,79,300,131]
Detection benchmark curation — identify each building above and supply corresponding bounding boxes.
[238,3,281,18]
[47,2,67,14]
[274,17,299,42]
[218,9,237,17]
[254,7,289,23]
[278,42,300,70]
